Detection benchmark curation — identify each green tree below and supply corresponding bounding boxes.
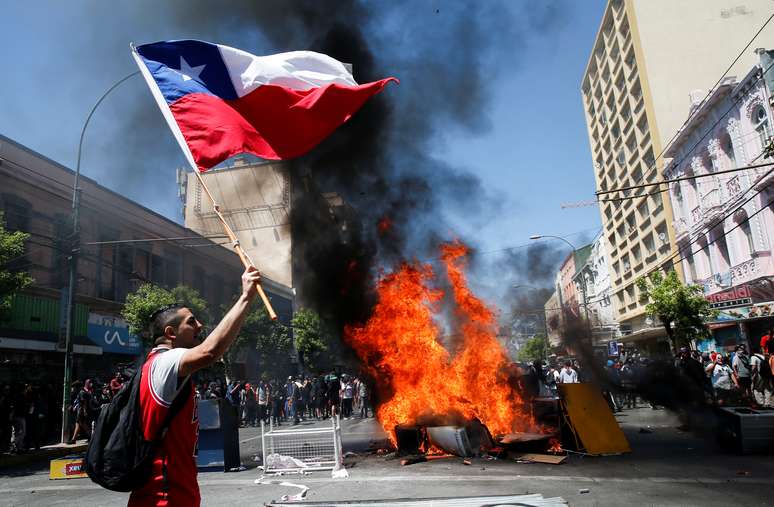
[122,283,208,345]
[291,308,337,372]
[231,306,291,380]
[636,270,715,351]
[517,333,547,362]
[0,212,33,319]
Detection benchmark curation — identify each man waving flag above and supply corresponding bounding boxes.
[131,39,397,170]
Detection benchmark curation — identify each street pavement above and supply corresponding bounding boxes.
[1,409,773,506]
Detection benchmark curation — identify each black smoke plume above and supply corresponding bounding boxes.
[163,1,565,332]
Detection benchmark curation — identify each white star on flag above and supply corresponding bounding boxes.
[178,56,206,82]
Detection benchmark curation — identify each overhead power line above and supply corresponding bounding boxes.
[610,166,773,297]
[564,15,774,208]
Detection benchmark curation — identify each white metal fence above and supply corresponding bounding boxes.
[261,416,343,473]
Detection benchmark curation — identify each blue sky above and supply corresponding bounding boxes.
[0,1,606,295]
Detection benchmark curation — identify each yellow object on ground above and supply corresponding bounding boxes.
[558,383,631,455]
[49,455,87,480]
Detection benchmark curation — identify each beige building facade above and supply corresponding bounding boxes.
[581,0,774,347]
[181,157,293,288]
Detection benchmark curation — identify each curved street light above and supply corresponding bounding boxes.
[61,70,140,443]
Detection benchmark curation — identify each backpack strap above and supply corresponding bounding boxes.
[156,378,191,441]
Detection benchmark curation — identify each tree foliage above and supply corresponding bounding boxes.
[517,334,547,362]
[291,308,337,372]
[636,270,715,350]
[0,212,33,319]
[122,283,208,344]
[233,306,292,379]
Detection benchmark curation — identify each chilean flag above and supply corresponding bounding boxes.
[131,40,397,171]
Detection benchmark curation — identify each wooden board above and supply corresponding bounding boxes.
[498,432,550,444]
[558,383,631,455]
[509,452,567,464]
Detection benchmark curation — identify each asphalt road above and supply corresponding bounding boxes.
[1,409,772,506]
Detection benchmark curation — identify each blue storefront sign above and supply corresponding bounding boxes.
[87,313,142,355]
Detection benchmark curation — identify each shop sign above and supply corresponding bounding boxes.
[607,341,620,356]
[87,313,142,355]
[713,302,774,323]
[706,277,774,309]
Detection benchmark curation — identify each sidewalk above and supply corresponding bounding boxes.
[0,441,87,471]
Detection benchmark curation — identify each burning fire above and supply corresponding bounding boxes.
[346,241,539,444]
[547,438,563,454]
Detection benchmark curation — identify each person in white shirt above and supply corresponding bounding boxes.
[559,361,578,384]
[706,355,735,396]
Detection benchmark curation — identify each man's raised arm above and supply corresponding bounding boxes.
[178,267,261,377]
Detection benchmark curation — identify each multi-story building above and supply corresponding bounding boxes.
[581,0,774,350]
[572,232,620,345]
[0,134,294,389]
[180,156,293,288]
[664,50,774,352]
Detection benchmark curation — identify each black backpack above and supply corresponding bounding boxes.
[756,354,773,380]
[85,361,190,492]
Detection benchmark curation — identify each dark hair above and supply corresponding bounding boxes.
[149,304,186,344]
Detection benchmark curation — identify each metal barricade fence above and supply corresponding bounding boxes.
[261,416,343,473]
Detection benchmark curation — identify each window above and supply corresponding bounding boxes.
[656,223,669,248]
[625,213,636,232]
[713,229,730,270]
[98,228,119,300]
[722,133,736,168]
[632,244,642,263]
[754,106,772,151]
[685,251,697,281]
[643,233,655,255]
[651,191,663,211]
[740,219,755,256]
[192,265,205,295]
[165,257,181,288]
[643,148,655,170]
[151,254,165,285]
[617,148,626,166]
[2,194,31,232]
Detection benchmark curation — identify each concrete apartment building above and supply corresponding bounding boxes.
[581,0,774,350]
[663,51,774,352]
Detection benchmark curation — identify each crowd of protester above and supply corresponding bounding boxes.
[0,382,61,454]
[3,368,375,451]
[193,373,373,427]
[524,330,774,413]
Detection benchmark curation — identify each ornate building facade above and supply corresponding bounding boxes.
[663,49,774,352]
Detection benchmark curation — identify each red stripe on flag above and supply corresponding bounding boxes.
[169,78,397,169]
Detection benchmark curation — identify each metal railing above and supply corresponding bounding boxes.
[260,416,343,474]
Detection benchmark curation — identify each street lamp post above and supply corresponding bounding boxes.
[529,234,590,323]
[60,71,139,443]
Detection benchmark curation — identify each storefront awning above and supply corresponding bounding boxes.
[617,326,667,344]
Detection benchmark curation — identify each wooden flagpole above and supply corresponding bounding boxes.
[193,170,277,320]
[131,44,276,319]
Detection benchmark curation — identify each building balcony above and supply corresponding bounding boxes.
[690,205,702,226]
[730,257,761,286]
[701,188,723,225]
[673,218,690,243]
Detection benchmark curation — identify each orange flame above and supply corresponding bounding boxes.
[547,438,563,454]
[346,241,539,444]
